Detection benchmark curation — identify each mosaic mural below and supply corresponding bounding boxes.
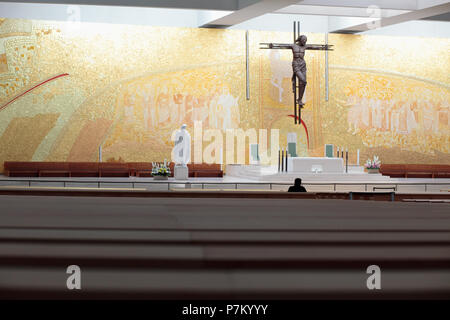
[0,18,448,172]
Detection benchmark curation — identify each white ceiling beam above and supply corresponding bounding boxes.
[330,2,450,33]
[294,0,419,11]
[197,10,234,27]
[276,5,409,18]
[200,0,302,28]
[0,0,241,11]
[417,0,450,10]
[0,2,204,27]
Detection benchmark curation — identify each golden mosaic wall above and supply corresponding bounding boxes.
[0,18,449,172]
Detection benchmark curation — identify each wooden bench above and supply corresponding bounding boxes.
[380,164,450,178]
[379,164,407,178]
[349,191,395,201]
[128,162,153,177]
[433,165,450,178]
[99,163,129,177]
[69,162,99,177]
[3,161,223,178]
[404,164,435,178]
[38,162,70,177]
[4,162,39,177]
[189,163,223,178]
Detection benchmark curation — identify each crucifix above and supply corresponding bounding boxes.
[260,21,333,125]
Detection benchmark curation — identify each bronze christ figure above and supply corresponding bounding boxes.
[261,35,332,107]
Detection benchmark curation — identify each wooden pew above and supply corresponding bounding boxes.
[38,162,70,177]
[69,162,99,177]
[404,164,435,178]
[189,163,223,177]
[128,162,153,177]
[380,164,450,178]
[99,163,129,177]
[380,164,406,178]
[4,161,39,177]
[433,165,450,178]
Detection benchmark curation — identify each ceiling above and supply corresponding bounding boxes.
[0,0,449,34]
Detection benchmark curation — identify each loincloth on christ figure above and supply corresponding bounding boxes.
[292,59,307,83]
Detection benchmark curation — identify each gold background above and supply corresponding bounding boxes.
[0,18,449,172]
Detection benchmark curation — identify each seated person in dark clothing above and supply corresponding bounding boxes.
[288,178,307,192]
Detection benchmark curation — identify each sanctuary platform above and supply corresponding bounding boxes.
[225,164,391,182]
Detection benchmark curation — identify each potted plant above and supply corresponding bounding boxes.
[365,156,381,174]
[152,161,171,180]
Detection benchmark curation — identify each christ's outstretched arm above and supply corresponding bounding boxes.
[260,43,293,50]
[305,44,334,51]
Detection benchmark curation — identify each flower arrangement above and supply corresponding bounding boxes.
[152,161,171,177]
[365,155,381,169]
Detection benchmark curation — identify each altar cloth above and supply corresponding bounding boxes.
[287,157,344,173]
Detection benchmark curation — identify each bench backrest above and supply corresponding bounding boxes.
[99,163,129,170]
[4,161,39,172]
[68,162,99,171]
[127,162,153,171]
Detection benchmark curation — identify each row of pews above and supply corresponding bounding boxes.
[0,193,449,299]
[380,164,450,178]
[3,161,223,178]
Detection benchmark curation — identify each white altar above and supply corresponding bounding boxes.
[288,157,344,173]
[225,163,389,182]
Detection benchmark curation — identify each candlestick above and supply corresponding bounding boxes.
[357,149,360,166]
[346,149,348,173]
[278,149,281,172]
[285,147,288,172]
